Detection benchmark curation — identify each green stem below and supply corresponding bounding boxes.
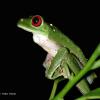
[49,79,60,100]
[53,44,100,100]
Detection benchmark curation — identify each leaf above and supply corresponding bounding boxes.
[76,88,100,100]
[91,59,100,70]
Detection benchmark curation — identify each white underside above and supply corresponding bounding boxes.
[32,32,60,57]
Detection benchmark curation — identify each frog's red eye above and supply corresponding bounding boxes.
[32,15,42,27]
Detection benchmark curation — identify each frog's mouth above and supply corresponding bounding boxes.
[17,18,34,33]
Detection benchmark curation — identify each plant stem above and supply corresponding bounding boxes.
[53,44,100,100]
[49,79,60,100]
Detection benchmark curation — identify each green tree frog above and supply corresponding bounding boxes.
[17,15,96,94]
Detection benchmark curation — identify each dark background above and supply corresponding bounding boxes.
[0,1,100,99]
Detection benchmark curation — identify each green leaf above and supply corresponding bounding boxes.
[76,88,100,100]
[91,59,100,70]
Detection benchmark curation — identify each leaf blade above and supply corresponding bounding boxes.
[76,88,100,100]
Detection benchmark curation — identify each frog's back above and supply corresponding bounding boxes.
[49,28,87,65]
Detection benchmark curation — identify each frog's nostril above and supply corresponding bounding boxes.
[20,18,24,22]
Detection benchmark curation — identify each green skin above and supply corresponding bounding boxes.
[17,15,96,94]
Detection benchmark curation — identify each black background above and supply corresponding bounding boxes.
[0,1,100,99]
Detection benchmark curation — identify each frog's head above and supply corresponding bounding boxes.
[17,15,52,36]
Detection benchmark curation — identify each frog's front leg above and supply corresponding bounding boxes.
[44,48,71,80]
[43,54,53,70]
